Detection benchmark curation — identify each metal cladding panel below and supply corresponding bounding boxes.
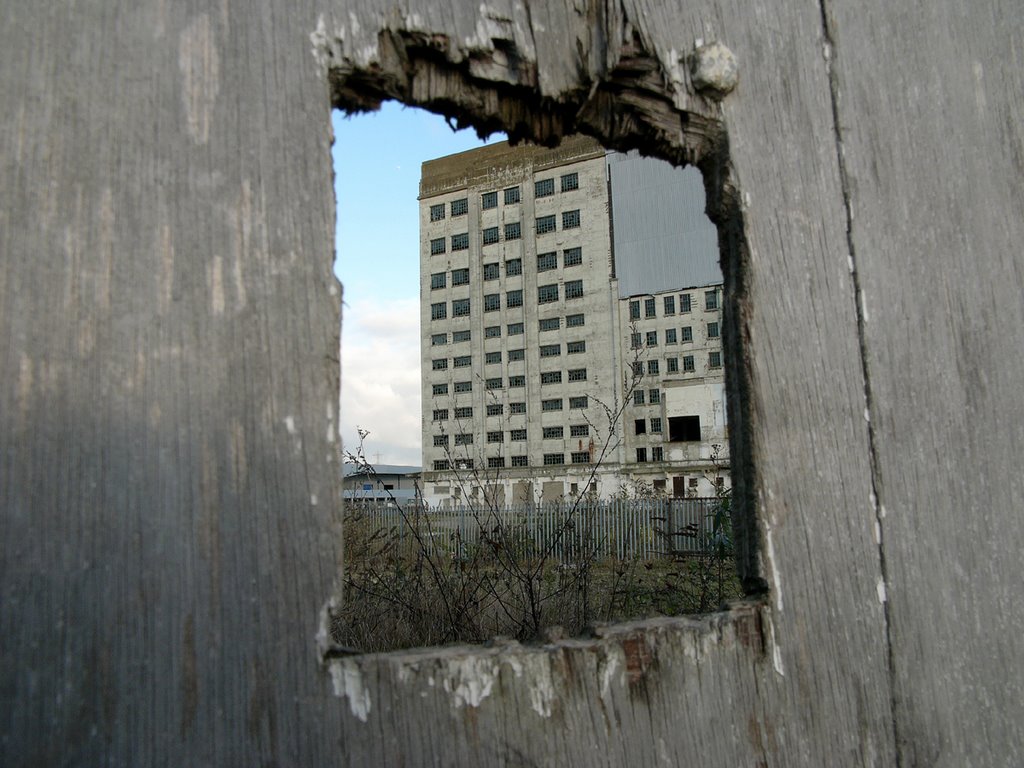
[608,153,722,296]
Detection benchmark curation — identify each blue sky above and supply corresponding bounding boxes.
[332,103,505,465]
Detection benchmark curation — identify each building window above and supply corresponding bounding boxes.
[432,358,448,371]
[511,455,528,467]
[571,452,590,464]
[431,272,447,289]
[664,295,676,315]
[537,251,557,271]
[505,258,522,276]
[705,290,719,310]
[540,371,562,384]
[665,328,678,344]
[484,293,500,312]
[433,459,450,471]
[488,456,505,468]
[482,227,499,245]
[644,297,656,318]
[486,377,503,390]
[561,172,579,192]
[708,321,720,339]
[487,430,503,443]
[647,360,659,375]
[567,368,587,382]
[629,300,640,320]
[569,396,588,409]
[432,384,448,396]
[431,302,447,320]
[646,331,658,347]
[510,402,526,414]
[669,415,701,442]
[538,284,559,303]
[455,433,473,445]
[451,198,468,216]
[433,434,449,447]
[630,332,642,349]
[485,351,502,365]
[508,348,525,361]
[667,357,679,373]
[566,313,584,328]
[636,448,647,463]
[431,333,447,346]
[633,390,645,405]
[505,186,520,204]
[429,203,446,222]
[487,403,504,416]
[505,222,521,240]
[535,178,554,197]
[453,355,471,368]
[539,344,561,357]
[506,290,523,308]
[433,409,449,421]
[680,293,692,313]
[454,381,472,393]
[451,233,469,251]
[455,406,473,418]
[452,268,469,286]
[631,361,644,377]
[563,247,582,266]
[541,398,563,411]
[570,424,589,437]
[509,375,526,387]
[566,341,586,354]
[511,429,527,441]
[453,330,471,343]
[430,237,446,255]
[562,210,580,229]
[635,419,647,435]
[649,388,661,403]
[681,326,693,342]
[709,351,723,368]
[543,426,564,439]
[539,317,560,331]
[508,322,524,335]
[482,262,500,281]
[543,453,565,466]
[651,417,663,433]
[565,280,583,299]
[536,214,556,234]
[683,355,695,372]
[452,298,470,317]
[481,191,497,209]
[484,325,501,338]
[652,447,664,462]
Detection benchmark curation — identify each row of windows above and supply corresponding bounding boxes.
[631,388,662,405]
[428,173,579,224]
[432,402,528,421]
[535,210,581,235]
[433,423,591,446]
[433,368,589,393]
[429,313,585,347]
[431,341,585,369]
[430,281,583,320]
[431,450,590,471]
[634,446,665,463]
[628,351,722,380]
[634,416,664,435]
[629,324,719,347]
[628,290,720,320]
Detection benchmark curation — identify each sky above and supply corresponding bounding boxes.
[332,103,505,466]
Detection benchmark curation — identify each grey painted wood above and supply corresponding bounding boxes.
[0,2,347,765]
[824,1,1024,764]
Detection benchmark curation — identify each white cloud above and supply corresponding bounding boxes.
[340,296,422,467]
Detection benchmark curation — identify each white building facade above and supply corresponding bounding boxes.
[419,137,727,506]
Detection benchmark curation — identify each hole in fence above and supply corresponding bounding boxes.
[331,103,749,653]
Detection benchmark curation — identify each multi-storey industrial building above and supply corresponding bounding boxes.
[418,135,727,506]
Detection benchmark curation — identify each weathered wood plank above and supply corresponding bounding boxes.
[825,0,1024,764]
[0,2,347,764]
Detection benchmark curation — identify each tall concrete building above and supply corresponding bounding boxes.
[418,136,726,506]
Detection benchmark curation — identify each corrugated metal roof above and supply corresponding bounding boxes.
[608,153,722,297]
[343,464,421,477]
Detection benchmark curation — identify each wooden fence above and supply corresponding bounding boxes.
[347,498,727,563]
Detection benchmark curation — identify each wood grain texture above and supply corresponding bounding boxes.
[824,0,1024,764]
[0,2,347,765]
